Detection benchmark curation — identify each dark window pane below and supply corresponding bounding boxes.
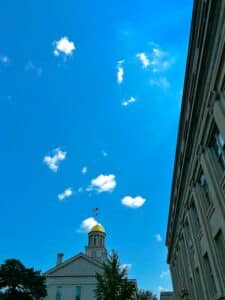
[76,286,81,300]
[212,129,225,171]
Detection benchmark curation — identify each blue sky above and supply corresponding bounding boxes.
[0,0,193,295]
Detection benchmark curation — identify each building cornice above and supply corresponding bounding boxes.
[166,0,198,250]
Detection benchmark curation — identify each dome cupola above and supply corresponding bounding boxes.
[90,224,105,233]
[85,223,107,262]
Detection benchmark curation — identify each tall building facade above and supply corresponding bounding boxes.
[166,1,225,300]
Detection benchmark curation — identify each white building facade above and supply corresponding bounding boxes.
[45,224,107,300]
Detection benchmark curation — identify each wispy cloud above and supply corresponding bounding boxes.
[158,286,168,293]
[43,148,67,172]
[122,96,136,107]
[25,61,42,77]
[121,196,146,208]
[78,187,83,193]
[58,187,73,201]
[121,263,132,271]
[81,166,87,174]
[77,217,97,233]
[0,55,9,64]
[102,150,108,157]
[149,77,170,89]
[87,174,116,193]
[117,60,124,84]
[150,46,174,73]
[136,45,174,73]
[160,270,170,279]
[155,234,162,242]
[136,52,150,68]
[54,37,76,56]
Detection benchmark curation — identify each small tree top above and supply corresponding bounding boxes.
[95,250,137,300]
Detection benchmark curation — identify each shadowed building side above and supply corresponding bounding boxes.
[166,0,225,300]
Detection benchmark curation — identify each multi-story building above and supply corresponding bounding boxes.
[45,224,107,300]
[166,1,225,300]
[160,292,175,300]
[44,224,137,300]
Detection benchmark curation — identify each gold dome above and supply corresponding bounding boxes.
[90,224,105,233]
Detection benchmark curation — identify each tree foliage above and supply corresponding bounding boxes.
[0,259,47,300]
[95,251,136,300]
[137,289,158,300]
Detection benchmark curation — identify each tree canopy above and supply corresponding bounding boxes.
[95,251,136,300]
[137,289,158,300]
[0,259,47,300]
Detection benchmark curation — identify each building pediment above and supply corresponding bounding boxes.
[45,253,102,277]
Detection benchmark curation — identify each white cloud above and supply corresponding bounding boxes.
[156,234,162,242]
[136,52,150,68]
[121,263,132,271]
[0,55,9,64]
[122,96,136,107]
[88,174,116,193]
[77,217,97,233]
[160,271,170,279]
[25,61,42,76]
[58,187,73,201]
[158,286,168,293]
[150,47,173,73]
[152,48,165,58]
[43,148,67,172]
[102,150,108,157]
[136,46,173,73]
[149,77,170,89]
[121,196,146,208]
[81,166,87,174]
[54,37,76,56]
[117,59,124,65]
[117,60,124,84]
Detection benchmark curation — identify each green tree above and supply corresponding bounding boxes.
[137,289,158,300]
[95,251,136,300]
[0,259,47,300]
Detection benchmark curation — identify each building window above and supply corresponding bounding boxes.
[195,268,204,299]
[56,287,62,300]
[211,128,225,171]
[185,222,193,249]
[189,278,196,300]
[215,230,225,282]
[191,201,201,233]
[76,286,81,300]
[199,171,212,209]
[203,253,217,297]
